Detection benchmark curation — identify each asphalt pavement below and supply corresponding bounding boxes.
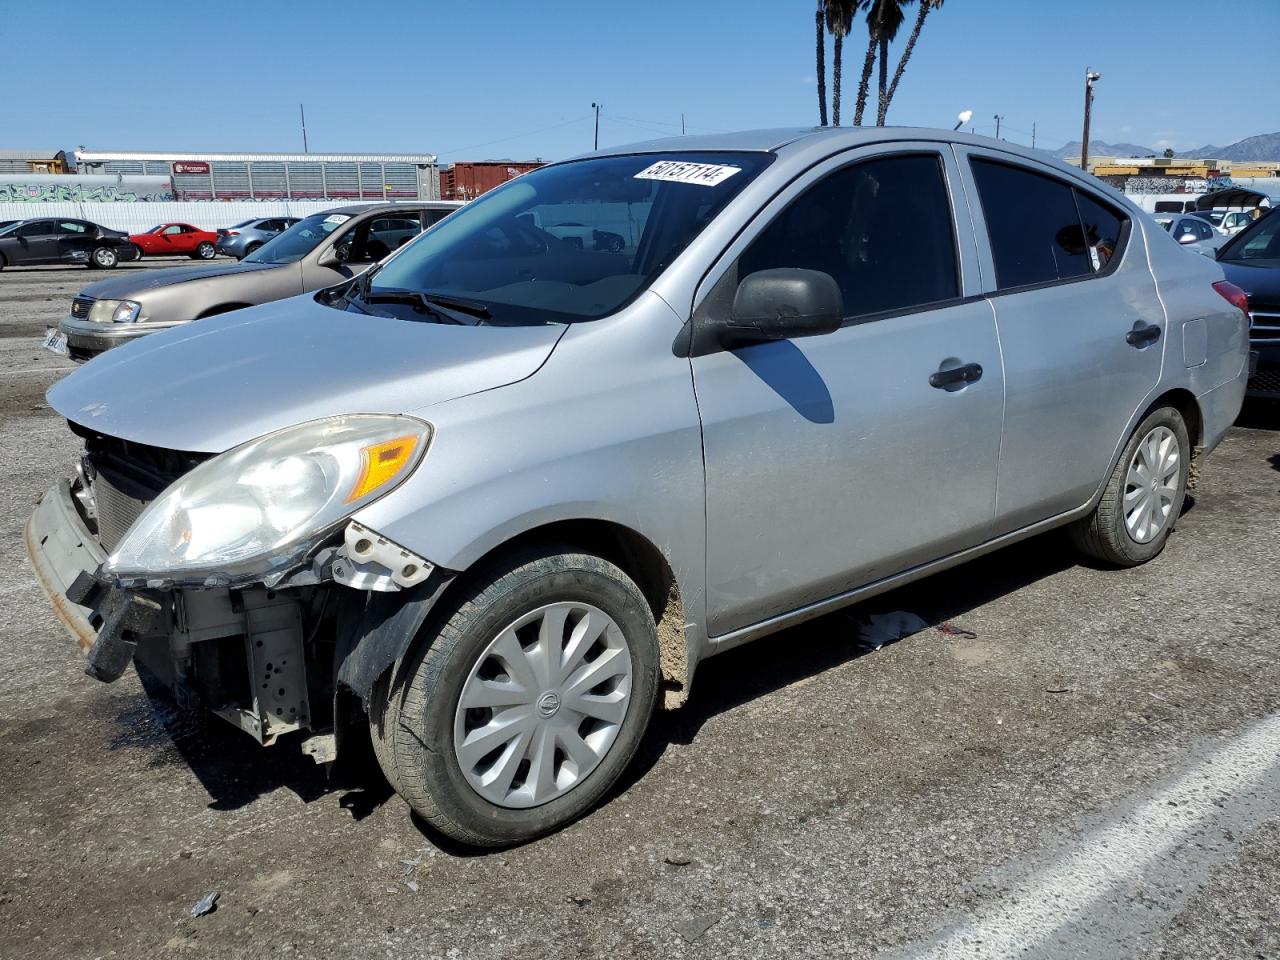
[1,261,1278,959]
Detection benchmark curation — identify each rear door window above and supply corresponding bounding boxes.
[1074,190,1125,270]
[738,152,960,319]
[56,221,91,235]
[971,159,1090,288]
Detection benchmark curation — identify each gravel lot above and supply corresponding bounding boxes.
[1,262,1279,959]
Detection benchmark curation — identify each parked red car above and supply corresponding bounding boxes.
[127,223,220,261]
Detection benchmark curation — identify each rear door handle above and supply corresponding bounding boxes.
[1126,322,1161,347]
[929,362,983,389]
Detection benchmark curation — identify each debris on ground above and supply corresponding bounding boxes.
[404,880,419,894]
[856,611,930,650]
[674,912,721,943]
[190,892,219,918]
[1045,687,1070,694]
[565,895,592,908]
[937,621,978,640]
[663,855,692,867]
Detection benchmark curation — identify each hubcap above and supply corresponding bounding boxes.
[94,249,113,266]
[1123,425,1180,544]
[453,601,633,809]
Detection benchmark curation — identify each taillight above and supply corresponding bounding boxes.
[225,230,239,236]
[1212,280,1250,320]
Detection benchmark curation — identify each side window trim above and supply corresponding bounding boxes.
[951,144,1133,297]
[690,143,982,326]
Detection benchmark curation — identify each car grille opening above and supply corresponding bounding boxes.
[1248,304,1280,344]
[1248,364,1280,398]
[67,423,211,553]
[70,297,94,320]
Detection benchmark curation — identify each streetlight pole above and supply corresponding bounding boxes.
[299,103,309,154]
[993,114,1004,140]
[591,102,602,150]
[1080,69,1101,173]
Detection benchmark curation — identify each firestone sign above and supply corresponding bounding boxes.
[172,161,210,175]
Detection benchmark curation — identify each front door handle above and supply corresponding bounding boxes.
[929,362,983,389]
[1126,321,1161,347]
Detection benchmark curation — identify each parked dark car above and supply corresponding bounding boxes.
[0,217,135,270]
[56,202,461,361]
[1216,211,1280,398]
[215,217,300,259]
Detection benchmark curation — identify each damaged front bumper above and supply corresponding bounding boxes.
[25,476,453,749]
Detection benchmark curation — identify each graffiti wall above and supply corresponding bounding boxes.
[0,175,174,203]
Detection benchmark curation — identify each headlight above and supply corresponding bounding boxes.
[103,415,431,585]
[86,299,141,323]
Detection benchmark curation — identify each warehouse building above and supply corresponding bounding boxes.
[74,150,440,201]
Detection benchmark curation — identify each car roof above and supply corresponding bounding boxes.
[317,202,462,216]
[577,125,1104,184]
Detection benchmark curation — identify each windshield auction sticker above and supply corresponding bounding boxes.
[323,214,352,224]
[634,160,742,187]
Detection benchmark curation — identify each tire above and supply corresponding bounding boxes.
[0,253,5,271]
[244,242,262,258]
[369,546,660,847]
[194,241,216,260]
[130,244,144,261]
[1069,405,1190,566]
[90,246,119,269]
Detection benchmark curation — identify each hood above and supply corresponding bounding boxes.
[1218,258,1280,304]
[48,294,566,453]
[78,261,277,300]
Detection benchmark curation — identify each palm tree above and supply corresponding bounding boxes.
[816,0,828,127]
[880,0,943,125]
[870,0,911,126]
[825,0,857,125]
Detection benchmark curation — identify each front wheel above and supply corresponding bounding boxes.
[90,246,119,269]
[1070,406,1190,566]
[194,241,216,260]
[369,547,660,847]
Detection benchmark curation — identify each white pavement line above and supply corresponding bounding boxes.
[0,367,70,377]
[907,714,1280,960]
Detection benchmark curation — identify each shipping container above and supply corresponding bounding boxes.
[439,161,544,201]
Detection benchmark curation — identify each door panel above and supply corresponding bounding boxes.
[691,147,1003,637]
[955,146,1165,530]
[695,302,1004,635]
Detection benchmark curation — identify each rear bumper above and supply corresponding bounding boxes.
[1246,343,1280,398]
[24,479,106,652]
[59,316,187,359]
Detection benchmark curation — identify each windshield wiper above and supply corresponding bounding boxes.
[415,291,491,320]
[364,287,480,325]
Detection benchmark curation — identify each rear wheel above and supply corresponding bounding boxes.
[193,241,216,260]
[243,242,262,258]
[1070,406,1190,566]
[369,547,659,847]
[90,246,119,269]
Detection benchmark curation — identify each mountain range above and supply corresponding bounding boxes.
[1049,131,1280,163]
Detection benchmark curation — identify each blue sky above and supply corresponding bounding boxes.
[5,0,1277,160]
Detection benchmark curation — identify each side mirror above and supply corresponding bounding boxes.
[1177,233,1197,245]
[317,246,344,268]
[717,268,844,345]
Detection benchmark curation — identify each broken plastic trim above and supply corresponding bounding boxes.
[331,521,434,592]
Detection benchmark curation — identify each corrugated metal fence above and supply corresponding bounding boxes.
[0,200,395,234]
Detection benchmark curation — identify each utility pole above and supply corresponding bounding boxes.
[1080,69,1101,173]
[1032,121,1036,149]
[591,102,602,150]
[299,103,309,154]
[993,114,1004,140]
[681,112,686,135]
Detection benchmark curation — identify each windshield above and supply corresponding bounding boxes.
[246,212,352,265]
[364,152,772,324]
[145,225,165,233]
[0,221,19,236]
[1219,210,1280,262]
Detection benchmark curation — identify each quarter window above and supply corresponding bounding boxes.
[57,221,90,235]
[739,153,960,319]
